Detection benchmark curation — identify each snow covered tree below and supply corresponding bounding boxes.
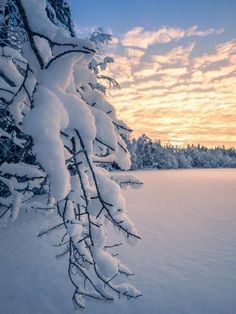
[134,134,154,169]
[127,135,236,170]
[0,0,142,309]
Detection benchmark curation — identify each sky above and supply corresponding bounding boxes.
[68,0,236,147]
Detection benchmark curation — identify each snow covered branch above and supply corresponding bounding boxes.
[0,0,142,309]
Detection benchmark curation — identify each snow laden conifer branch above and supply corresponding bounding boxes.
[0,0,142,309]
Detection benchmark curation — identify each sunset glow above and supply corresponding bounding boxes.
[106,32,236,147]
[69,0,236,147]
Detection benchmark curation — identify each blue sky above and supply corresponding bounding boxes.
[68,0,236,36]
[67,0,236,147]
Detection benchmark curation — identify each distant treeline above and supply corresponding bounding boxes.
[122,134,236,170]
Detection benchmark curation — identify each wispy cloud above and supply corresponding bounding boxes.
[121,26,185,48]
[104,26,236,147]
[186,25,224,37]
[120,25,224,49]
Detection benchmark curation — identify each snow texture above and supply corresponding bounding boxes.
[0,170,235,314]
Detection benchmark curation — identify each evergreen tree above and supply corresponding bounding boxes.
[127,135,236,170]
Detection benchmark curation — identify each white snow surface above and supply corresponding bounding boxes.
[0,169,236,314]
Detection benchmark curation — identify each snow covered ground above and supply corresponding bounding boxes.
[0,169,236,314]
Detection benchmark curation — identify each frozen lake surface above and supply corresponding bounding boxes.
[0,169,236,314]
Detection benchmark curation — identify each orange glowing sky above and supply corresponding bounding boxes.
[68,0,236,147]
[104,27,236,147]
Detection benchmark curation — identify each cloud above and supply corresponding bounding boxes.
[186,25,224,37]
[121,26,185,48]
[125,48,145,59]
[120,26,224,49]
[103,26,236,147]
[193,40,236,69]
[151,43,195,66]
